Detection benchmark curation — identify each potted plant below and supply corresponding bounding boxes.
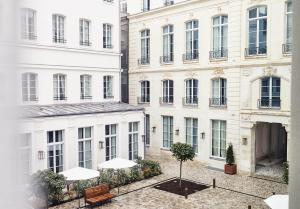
[224,144,237,175]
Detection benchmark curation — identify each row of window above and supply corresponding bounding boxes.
[22,73,114,102]
[138,3,293,65]
[142,0,174,11]
[161,116,226,158]
[139,76,281,109]
[21,8,113,48]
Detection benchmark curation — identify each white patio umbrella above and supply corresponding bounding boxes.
[60,167,100,208]
[264,195,289,209]
[98,158,137,194]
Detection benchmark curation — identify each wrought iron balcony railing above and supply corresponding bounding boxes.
[80,95,92,100]
[53,96,67,101]
[53,36,67,44]
[159,96,174,105]
[182,52,199,62]
[138,57,150,65]
[182,97,198,106]
[160,55,174,64]
[258,99,281,109]
[137,96,150,104]
[80,41,92,46]
[22,33,37,40]
[209,49,228,60]
[23,96,39,102]
[282,43,292,55]
[104,95,114,99]
[245,46,267,57]
[103,44,113,49]
[209,98,227,107]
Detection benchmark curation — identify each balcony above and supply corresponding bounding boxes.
[22,33,37,41]
[142,7,150,12]
[137,96,150,104]
[160,55,173,64]
[159,97,174,105]
[104,95,114,99]
[182,52,199,62]
[53,36,67,44]
[138,57,150,66]
[282,43,292,55]
[258,99,281,109]
[53,96,67,101]
[209,98,227,108]
[245,47,267,57]
[23,96,39,102]
[80,95,92,100]
[103,44,113,49]
[80,41,92,46]
[182,97,198,106]
[209,49,228,61]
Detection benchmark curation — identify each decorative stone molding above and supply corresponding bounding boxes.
[162,72,173,78]
[249,0,266,5]
[139,74,148,80]
[189,12,194,18]
[212,68,225,77]
[185,71,198,78]
[242,69,251,77]
[263,66,277,77]
[241,114,251,121]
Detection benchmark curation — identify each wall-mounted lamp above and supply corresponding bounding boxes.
[38,151,45,160]
[152,126,156,133]
[99,141,104,149]
[175,129,180,135]
[242,137,248,145]
[201,132,205,139]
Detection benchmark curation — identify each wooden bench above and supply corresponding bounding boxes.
[84,184,115,207]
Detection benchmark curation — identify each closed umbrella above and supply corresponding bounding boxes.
[264,195,288,209]
[98,158,137,194]
[60,167,99,208]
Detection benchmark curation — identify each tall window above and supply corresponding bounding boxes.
[140,80,150,103]
[103,24,112,48]
[121,2,127,13]
[22,73,38,102]
[53,74,66,100]
[80,19,91,46]
[247,6,267,56]
[185,118,198,153]
[184,79,198,105]
[129,122,139,160]
[184,20,199,61]
[145,114,150,145]
[18,134,31,181]
[211,120,226,158]
[47,130,64,173]
[140,29,150,65]
[103,76,113,99]
[105,124,117,161]
[260,77,281,108]
[162,116,173,149]
[161,25,174,63]
[78,127,92,169]
[284,1,293,53]
[211,78,227,106]
[21,8,36,40]
[211,15,228,59]
[142,0,150,11]
[52,14,66,43]
[80,75,92,100]
[161,80,174,104]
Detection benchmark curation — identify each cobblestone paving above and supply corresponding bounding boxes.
[51,152,287,209]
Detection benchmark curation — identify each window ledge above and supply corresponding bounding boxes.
[209,156,225,161]
[183,60,199,64]
[210,58,228,62]
[160,148,171,151]
[282,53,292,57]
[244,54,267,59]
[160,62,174,66]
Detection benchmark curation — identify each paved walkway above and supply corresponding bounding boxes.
[51,152,287,209]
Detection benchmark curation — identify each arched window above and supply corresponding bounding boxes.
[260,76,280,108]
[140,80,150,103]
[210,15,228,59]
[184,79,198,105]
[247,6,267,56]
[22,73,38,102]
[210,78,227,106]
[161,80,174,104]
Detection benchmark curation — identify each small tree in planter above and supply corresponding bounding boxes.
[170,142,195,187]
[224,144,237,175]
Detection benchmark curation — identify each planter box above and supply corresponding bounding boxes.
[224,164,237,175]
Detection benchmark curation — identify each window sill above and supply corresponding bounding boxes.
[209,58,228,62]
[282,52,292,57]
[183,104,199,108]
[138,102,150,106]
[160,103,174,106]
[209,105,227,109]
[160,148,171,151]
[183,60,199,64]
[160,62,174,66]
[209,156,225,161]
[244,54,267,59]
[138,64,150,68]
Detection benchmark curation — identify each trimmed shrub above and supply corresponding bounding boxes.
[137,157,162,179]
[226,144,235,165]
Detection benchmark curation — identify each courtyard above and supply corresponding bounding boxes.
[51,152,287,209]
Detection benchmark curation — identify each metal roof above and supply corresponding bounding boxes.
[21,102,144,119]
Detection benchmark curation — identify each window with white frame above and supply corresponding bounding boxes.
[162,116,173,149]
[142,0,150,11]
[260,77,281,108]
[140,29,150,65]
[103,76,113,99]
[211,120,226,158]
[47,130,64,173]
[129,122,139,160]
[53,74,66,100]
[22,73,38,102]
[80,75,92,100]
[21,8,36,40]
[284,1,293,53]
[161,80,174,104]
[185,20,199,61]
[162,25,174,63]
[140,80,150,103]
[103,24,112,48]
[79,19,91,46]
[211,78,227,106]
[211,15,228,59]
[185,118,198,153]
[78,127,92,169]
[18,133,31,181]
[184,79,198,105]
[105,124,117,161]
[247,6,267,56]
[52,14,66,43]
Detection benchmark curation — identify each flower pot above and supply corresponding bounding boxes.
[224,164,237,175]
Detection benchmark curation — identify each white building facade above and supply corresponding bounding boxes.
[17,0,145,177]
[127,0,292,175]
